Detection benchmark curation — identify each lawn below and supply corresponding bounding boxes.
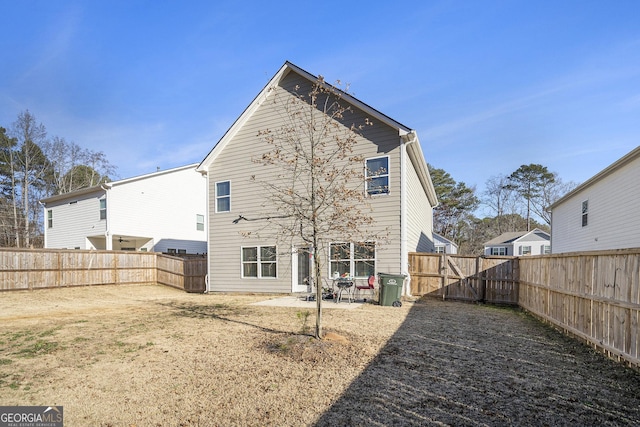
[1,284,639,426]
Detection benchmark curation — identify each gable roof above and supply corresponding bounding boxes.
[549,145,640,209]
[484,228,550,246]
[196,61,437,206]
[434,232,458,248]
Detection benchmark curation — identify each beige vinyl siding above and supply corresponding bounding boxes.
[551,154,640,253]
[207,71,404,292]
[45,189,106,249]
[406,149,434,253]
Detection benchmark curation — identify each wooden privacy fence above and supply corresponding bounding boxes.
[409,253,518,305]
[409,250,640,367]
[518,250,640,367]
[0,249,207,293]
[157,254,207,293]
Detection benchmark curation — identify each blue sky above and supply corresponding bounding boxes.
[2,0,639,214]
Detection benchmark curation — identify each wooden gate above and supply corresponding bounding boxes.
[409,253,518,305]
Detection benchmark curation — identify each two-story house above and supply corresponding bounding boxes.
[196,62,438,295]
[41,163,207,254]
[549,146,640,253]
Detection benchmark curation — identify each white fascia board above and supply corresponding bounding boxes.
[109,163,199,187]
[404,131,438,207]
[549,145,640,209]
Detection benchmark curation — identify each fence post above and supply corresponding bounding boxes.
[476,256,485,303]
[442,253,448,300]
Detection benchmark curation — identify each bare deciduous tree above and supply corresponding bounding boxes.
[44,137,116,194]
[483,174,521,234]
[12,110,49,247]
[250,77,384,339]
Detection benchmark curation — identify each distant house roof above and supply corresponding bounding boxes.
[484,228,550,246]
[434,233,457,248]
[549,145,640,209]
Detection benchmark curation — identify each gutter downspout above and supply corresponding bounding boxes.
[199,170,212,293]
[400,131,416,297]
[101,183,112,250]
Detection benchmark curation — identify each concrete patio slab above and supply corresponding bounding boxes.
[251,295,365,309]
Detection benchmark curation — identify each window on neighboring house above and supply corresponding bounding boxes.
[330,242,376,278]
[490,247,507,256]
[99,199,107,220]
[47,210,53,228]
[167,248,176,254]
[582,200,588,227]
[242,245,277,278]
[520,246,532,255]
[216,181,231,212]
[435,246,446,253]
[541,245,551,254]
[178,249,187,254]
[365,156,389,195]
[196,214,205,231]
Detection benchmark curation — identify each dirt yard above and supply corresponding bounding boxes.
[1,284,639,426]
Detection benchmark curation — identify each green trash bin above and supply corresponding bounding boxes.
[378,273,406,307]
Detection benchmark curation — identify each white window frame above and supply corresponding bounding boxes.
[519,245,532,256]
[365,156,390,196]
[215,180,231,213]
[241,245,277,279]
[99,199,107,220]
[47,210,53,228]
[581,199,588,227]
[196,214,205,231]
[490,247,507,256]
[541,245,551,254]
[329,242,376,278]
[435,245,446,254]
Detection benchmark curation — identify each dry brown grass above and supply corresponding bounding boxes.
[1,284,640,426]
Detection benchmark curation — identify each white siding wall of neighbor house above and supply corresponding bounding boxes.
[109,166,207,253]
[45,189,107,249]
[552,154,640,253]
[206,71,406,293]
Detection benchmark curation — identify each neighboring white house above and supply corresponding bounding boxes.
[196,61,439,295]
[41,163,207,254]
[433,233,458,254]
[483,228,551,256]
[549,146,640,253]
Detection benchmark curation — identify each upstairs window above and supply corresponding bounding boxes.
[366,156,389,195]
[47,210,53,228]
[99,199,107,220]
[196,214,205,231]
[581,200,589,227]
[216,181,231,213]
